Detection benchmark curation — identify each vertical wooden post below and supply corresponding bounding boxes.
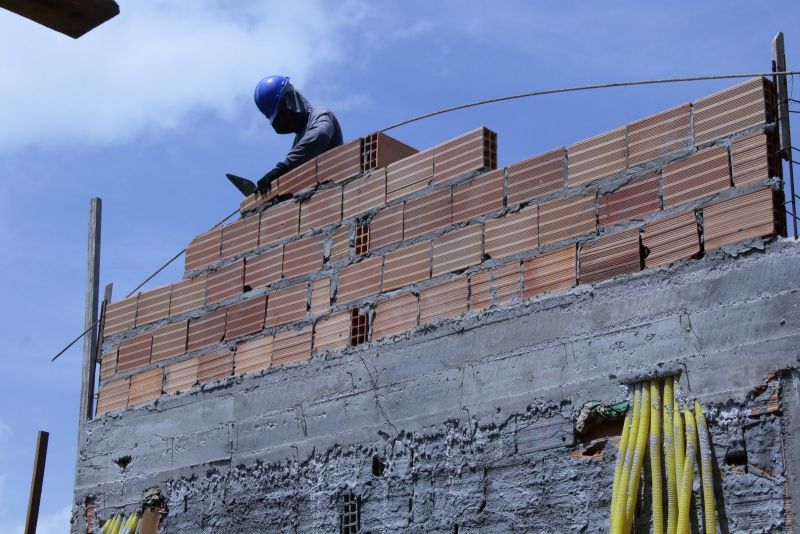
[80,198,102,424]
[24,431,49,534]
[772,32,798,238]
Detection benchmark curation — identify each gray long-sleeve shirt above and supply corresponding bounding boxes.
[275,105,343,173]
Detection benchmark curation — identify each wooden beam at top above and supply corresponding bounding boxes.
[0,0,119,39]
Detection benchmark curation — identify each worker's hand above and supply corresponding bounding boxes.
[257,168,282,195]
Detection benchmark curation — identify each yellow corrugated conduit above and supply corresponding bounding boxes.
[607,377,718,533]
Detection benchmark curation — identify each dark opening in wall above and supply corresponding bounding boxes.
[113,455,132,471]
[340,490,361,534]
[372,455,385,476]
[355,223,370,256]
[350,309,369,346]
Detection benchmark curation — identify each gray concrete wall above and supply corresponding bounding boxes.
[73,239,800,533]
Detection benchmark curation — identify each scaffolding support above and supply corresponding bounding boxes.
[772,32,798,238]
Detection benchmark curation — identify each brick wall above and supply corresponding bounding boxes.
[95,78,785,416]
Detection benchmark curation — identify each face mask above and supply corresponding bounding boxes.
[271,109,297,134]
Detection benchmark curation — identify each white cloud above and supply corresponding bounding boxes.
[0,0,365,151]
[0,505,71,534]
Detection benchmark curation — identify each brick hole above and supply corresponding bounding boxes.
[340,491,361,534]
[577,417,624,444]
[581,439,607,457]
[113,455,132,471]
[354,222,370,256]
[350,309,369,347]
[725,448,748,471]
[372,455,385,477]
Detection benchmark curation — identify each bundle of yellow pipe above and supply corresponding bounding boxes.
[101,513,139,534]
[608,377,717,533]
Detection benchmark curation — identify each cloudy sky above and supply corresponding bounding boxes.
[0,1,797,531]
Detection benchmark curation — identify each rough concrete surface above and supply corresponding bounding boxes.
[73,240,800,533]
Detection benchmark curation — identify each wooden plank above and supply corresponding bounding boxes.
[80,198,101,424]
[24,431,49,534]
[515,415,574,454]
[0,0,120,39]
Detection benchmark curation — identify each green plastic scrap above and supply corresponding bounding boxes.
[575,400,629,434]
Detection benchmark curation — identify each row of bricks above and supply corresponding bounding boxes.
[110,128,777,337]
[227,76,773,263]
[100,185,783,383]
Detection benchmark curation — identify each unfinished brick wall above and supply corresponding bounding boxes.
[96,77,785,416]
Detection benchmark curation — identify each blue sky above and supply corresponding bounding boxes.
[0,1,797,531]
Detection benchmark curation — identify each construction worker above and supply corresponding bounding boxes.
[227,75,343,196]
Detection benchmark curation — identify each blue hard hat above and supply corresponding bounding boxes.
[254,75,290,123]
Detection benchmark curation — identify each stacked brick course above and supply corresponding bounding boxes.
[96,78,786,416]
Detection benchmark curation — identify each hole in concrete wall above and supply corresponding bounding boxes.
[372,455,385,477]
[350,309,369,347]
[408,497,413,513]
[578,418,625,444]
[581,439,607,457]
[113,455,132,470]
[725,448,748,470]
[453,525,459,534]
[340,490,361,534]
[355,223,370,256]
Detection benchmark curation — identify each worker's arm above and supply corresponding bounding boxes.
[257,112,336,194]
[276,111,336,172]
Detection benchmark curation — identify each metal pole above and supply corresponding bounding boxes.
[772,32,798,238]
[24,431,49,534]
[79,198,102,424]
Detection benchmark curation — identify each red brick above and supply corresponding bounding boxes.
[484,205,538,259]
[186,308,226,352]
[240,193,258,214]
[538,194,596,246]
[95,377,130,415]
[265,282,307,327]
[185,227,221,272]
[99,347,118,381]
[642,210,699,268]
[386,150,434,202]
[662,147,730,208]
[599,172,660,227]
[135,285,171,327]
[732,132,779,187]
[198,348,233,383]
[433,127,497,184]
[310,278,331,317]
[150,320,188,362]
[507,148,564,206]
[259,201,300,246]
[693,77,772,144]
[330,225,350,262]
[579,229,641,284]
[523,246,576,298]
[419,277,468,324]
[169,275,206,317]
[282,236,324,279]
[225,295,266,339]
[370,203,403,250]
[205,260,244,305]
[452,169,504,223]
[164,357,198,394]
[703,187,780,250]
[469,262,521,311]
[627,103,691,166]
[234,335,273,375]
[568,127,626,186]
[317,139,363,183]
[313,312,351,353]
[363,132,418,170]
[272,326,312,366]
[337,256,382,304]
[221,216,259,260]
[373,293,418,339]
[404,188,452,240]
[244,246,283,290]
[128,368,163,406]
[278,159,317,196]
[300,186,342,233]
[343,169,386,219]
[432,225,483,276]
[117,333,152,372]
[104,295,138,337]
[382,241,431,291]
